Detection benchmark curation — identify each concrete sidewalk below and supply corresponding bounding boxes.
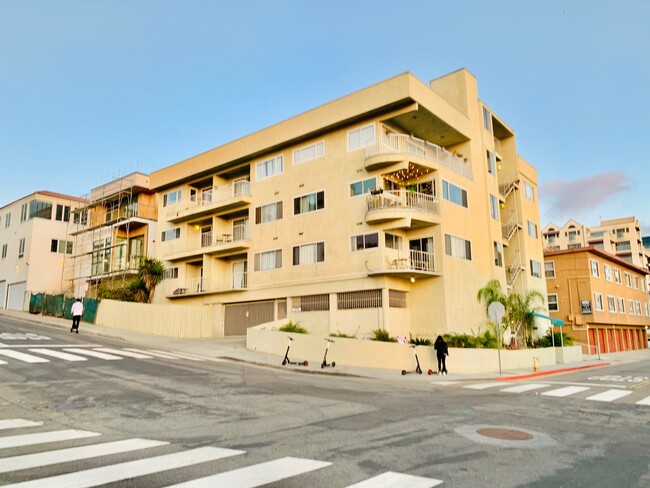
[2,308,645,383]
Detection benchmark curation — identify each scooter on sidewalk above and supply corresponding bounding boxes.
[321,338,335,369]
[281,337,308,366]
[401,345,434,375]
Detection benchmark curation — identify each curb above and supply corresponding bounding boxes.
[496,362,609,381]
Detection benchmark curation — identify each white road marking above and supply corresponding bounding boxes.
[501,383,550,393]
[635,396,650,406]
[3,446,244,488]
[0,419,43,431]
[464,382,503,390]
[0,430,101,449]
[344,471,444,487]
[147,350,205,361]
[0,350,49,363]
[91,348,153,359]
[586,389,633,402]
[0,344,103,349]
[0,438,168,474]
[28,349,88,362]
[541,386,590,397]
[123,348,182,359]
[431,381,461,386]
[0,359,7,365]
[167,456,331,488]
[62,349,123,360]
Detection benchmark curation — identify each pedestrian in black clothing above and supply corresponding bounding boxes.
[434,335,449,375]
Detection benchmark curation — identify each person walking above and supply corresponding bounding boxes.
[434,335,449,375]
[70,298,83,334]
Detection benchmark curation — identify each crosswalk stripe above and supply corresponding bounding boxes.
[501,383,549,393]
[3,446,244,488]
[464,382,503,390]
[0,438,168,474]
[0,419,43,431]
[123,348,182,359]
[0,359,7,365]
[344,471,444,487]
[91,348,153,359]
[28,349,88,362]
[541,386,590,398]
[166,456,331,487]
[0,350,49,363]
[586,389,633,402]
[62,349,123,360]
[147,350,205,361]
[0,430,101,449]
[635,396,650,406]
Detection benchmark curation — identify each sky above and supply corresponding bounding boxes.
[1,0,649,232]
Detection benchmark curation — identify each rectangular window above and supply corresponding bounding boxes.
[29,200,52,219]
[389,290,407,308]
[55,205,70,221]
[618,297,625,313]
[161,228,181,242]
[524,182,535,201]
[73,210,88,225]
[18,238,25,258]
[486,150,495,175]
[293,242,325,265]
[349,177,376,197]
[255,202,283,224]
[590,259,600,278]
[1,244,7,259]
[593,293,604,312]
[544,261,556,278]
[635,301,642,316]
[624,272,632,287]
[256,155,283,180]
[445,234,472,261]
[254,249,282,271]
[162,190,181,207]
[548,294,559,312]
[607,295,616,312]
[628,299,635,315]
[348,123,375,151]
[493,241,503,267]
[4,213,11,228]
[164,267,179,280]
[292,294,330,312]
[338,289,382,310]
[442,180,468,208]
[20,203,27,222]
[527,221,538,239]
[482,106,492,132]
[603,264,612,281]
[645,303,650,317]
[614,268,622,284]
[50,239,72,254]
[351,233,379,252]
[489,195,498,220]
[294,191,325,215]
[293,141,324,164]
[530,260,542,278]
[385,233,403,250]
[633,276,639,289]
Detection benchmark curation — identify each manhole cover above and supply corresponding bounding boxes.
[476,428,533,441]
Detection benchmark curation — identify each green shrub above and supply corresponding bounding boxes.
[330,331,354,338]
[538,331,574,347]
[409,335,432,346]
[278,322,308,334]
[443,330,499,349]
[370,329,397,342]
[97,280,137,302]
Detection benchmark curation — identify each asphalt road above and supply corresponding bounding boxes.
[1,315,649,487]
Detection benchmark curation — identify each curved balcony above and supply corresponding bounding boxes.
[366,190,440,229]
[165,181,251,223]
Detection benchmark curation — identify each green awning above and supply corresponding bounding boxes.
[530,311,564,326]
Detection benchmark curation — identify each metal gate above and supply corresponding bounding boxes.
[7,282,26,311]
[224,300,275,336]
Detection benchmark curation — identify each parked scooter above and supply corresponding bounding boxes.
[281,337,308,366]
[402,344,434,375]
[321,338,336,368]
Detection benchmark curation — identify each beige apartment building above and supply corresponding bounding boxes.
[68,172,158,298]
[545,246,649,352]
[150,69,548,338]
[0,191,88,310]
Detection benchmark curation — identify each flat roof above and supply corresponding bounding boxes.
[544,246,649,275]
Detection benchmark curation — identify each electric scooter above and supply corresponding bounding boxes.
[402,345,434,375]
[281,337,308,366]
[321,338,335,368]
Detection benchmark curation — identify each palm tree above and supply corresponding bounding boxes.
[137,257,165,303]
[506,289,545,347]
[476,279,507,315]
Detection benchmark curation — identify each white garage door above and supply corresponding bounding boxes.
[0,281,6,309]
[7,282,27,311]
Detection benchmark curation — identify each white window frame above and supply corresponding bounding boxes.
[603,264,612,281]
[593,292,604,312]
[527,220,538,239]
[524,182,535,201]
[614,268,622,284]
[255,201,283,224]
[444,234,472,261]
[544,261,556,278]
[494,241,503,267]
[384,233,402,250]
[548,293,559,312]
[530,260,542,278]
[489,194,498,220]
[293,190,325,215]
[163,189,182,208]
[293,140,324,164]
[486,150,496,175]
[442,180,468,208]
[256,155,283,181]
[18,238,25,258]
[293,241,325,266]
[617,297,625,314]
[349,177,376,197]
[254,249,282,271]
[161,227,181,242]
[350,233,379,252]
[482,106,492,132]
[628,299,635,315]
[347,123,375,152]
[590,259,600,278]
[624,272,632,287]
[635,301,642,316]
[607,295,616,313]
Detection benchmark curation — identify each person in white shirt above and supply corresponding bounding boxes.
[70,298,83,334]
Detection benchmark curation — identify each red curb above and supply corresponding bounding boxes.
[497,362,609,381]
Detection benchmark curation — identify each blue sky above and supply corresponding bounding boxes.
[1,0,648,232]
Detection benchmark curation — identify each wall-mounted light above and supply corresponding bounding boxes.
[410,277,415,283]
[193,224,200,231]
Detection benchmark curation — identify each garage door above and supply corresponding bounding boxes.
[224,301,275,336]
[7,282,27,311]
[0,281,6,309]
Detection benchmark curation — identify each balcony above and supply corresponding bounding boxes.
[164,225,250,262]
[165,272,248,298]
[365,134,472,179]
[87,203,157,229]
[365,249,441,279]
[165,181,251,223]
[366,190,440,229]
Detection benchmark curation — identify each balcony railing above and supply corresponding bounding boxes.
[167,277,205,296]
[365,134,472,179]
[366,249,440,276]
[166,272,248,297]
[90,203,157,227]
[366,190,439,215]
[200,224,249,248]
[165,181,251,220]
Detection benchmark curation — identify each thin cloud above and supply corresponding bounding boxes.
[540,172,631,219]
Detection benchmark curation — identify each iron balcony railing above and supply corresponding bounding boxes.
[366,190,440,215]
[366,249,439,274]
